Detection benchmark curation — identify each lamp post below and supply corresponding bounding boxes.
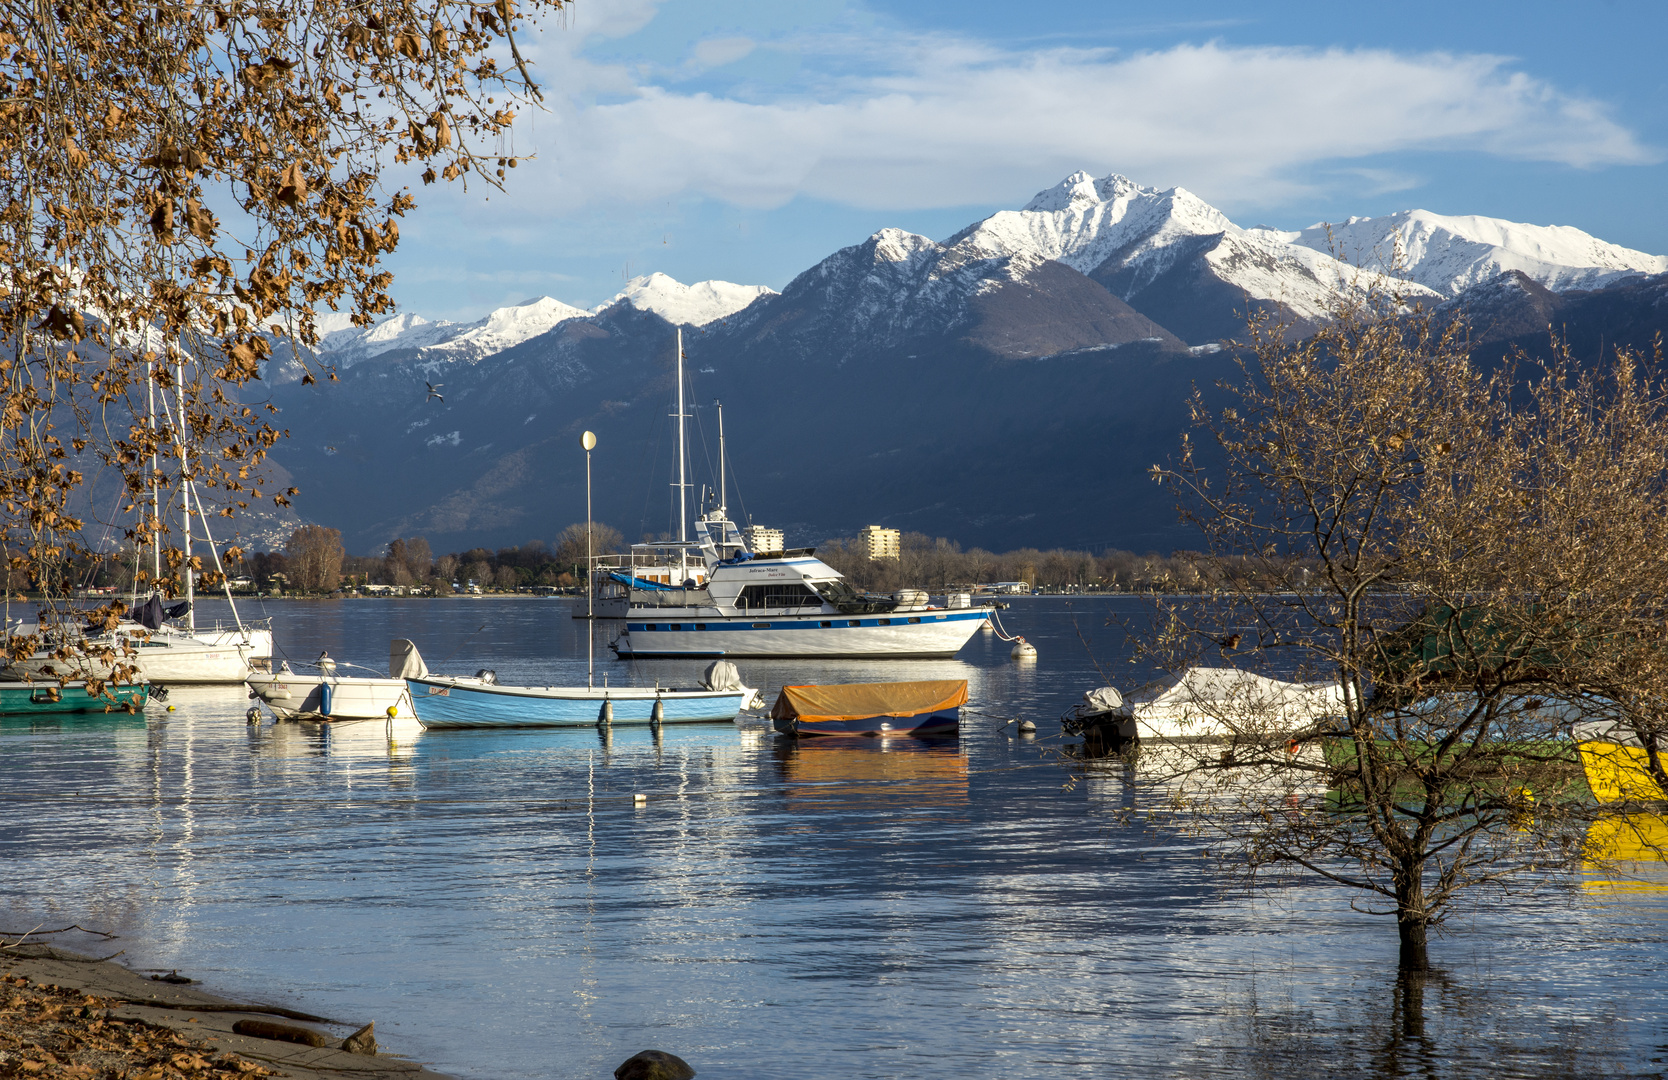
[582,430,597,688]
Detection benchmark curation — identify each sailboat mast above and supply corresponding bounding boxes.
[716,399,726,516]
[176,359,194,631]
[675,328,687,545]
[148,363,160,587]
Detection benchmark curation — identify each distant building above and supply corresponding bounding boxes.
[746,525,784,554]
[860,525,900,560]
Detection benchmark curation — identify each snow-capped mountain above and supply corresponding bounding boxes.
[264,168,1668,559]
[1285,210,1668,296]
[719,217,1184,364]
[316,296,590,367]
[602,272,774,327]
[942,171,1437,343]
[311,275,773,372]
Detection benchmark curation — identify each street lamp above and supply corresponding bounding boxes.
[582,430,596,688]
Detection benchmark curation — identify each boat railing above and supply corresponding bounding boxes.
[628,588,713,609]
[184,618,273,635]
[270,658,388,678]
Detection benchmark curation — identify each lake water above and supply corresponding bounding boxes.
[2,597,1666,1079]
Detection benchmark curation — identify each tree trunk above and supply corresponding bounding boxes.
[1395,867,1431,972]
[1641,732,1668,799]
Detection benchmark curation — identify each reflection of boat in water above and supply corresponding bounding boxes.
[777,737,969,807]
[770,680,967,737]
[1583,812,1668,894]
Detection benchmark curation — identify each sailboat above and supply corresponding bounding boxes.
[603,331,996,659]
[1,357,273,685]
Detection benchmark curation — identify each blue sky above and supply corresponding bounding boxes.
[383,0,1668,320]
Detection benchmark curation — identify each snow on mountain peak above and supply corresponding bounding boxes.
[1289,209,1668,295]
[953,170,1234,278]
[603,272,774,326]
[425,295,589,357]
[318,295,587,365]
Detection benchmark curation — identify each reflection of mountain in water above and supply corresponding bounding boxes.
[776,738,969,814]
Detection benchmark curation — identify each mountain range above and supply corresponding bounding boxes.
[259,171,1668,557]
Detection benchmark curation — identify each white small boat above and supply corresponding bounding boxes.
[407,660,758,730]
[246,640,422,721]
[1076,667,1344,741]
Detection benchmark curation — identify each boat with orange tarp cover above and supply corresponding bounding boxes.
[770,679,968,737]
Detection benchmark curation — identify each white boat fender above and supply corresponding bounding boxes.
[651,696,665,726]
[598,697,613,727]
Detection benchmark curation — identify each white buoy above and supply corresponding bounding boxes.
[246,706,261,723]
[1017,718,1036,734]
[634,793,648,805]
[1011,637,1037,660]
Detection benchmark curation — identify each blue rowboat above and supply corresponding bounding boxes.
[406,676,748,729]
[770,680,967,737]
[0,681,149,716]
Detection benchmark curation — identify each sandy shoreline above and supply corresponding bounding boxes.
[0,940,453,1079]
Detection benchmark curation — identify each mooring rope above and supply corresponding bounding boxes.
[987,607,1024,643]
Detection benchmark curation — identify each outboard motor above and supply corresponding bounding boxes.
[474,668,498,685]
[1064,685,1138,757]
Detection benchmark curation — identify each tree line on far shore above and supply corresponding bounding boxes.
[232,523,1275,596]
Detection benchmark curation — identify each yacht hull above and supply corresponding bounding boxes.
[5,628,273,684]
[614,608,992,658]
[407,677,747,728]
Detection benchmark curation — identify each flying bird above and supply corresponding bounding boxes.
[425,381,444,403]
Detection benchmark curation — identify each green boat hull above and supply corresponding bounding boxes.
[0,682,149,716]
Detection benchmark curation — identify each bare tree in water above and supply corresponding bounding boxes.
[1137,283,1668,973]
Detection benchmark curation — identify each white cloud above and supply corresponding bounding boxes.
[690,36,756,70]
[488,27,1655,218]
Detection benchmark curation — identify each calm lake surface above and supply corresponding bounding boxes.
[3,596,1666,1079]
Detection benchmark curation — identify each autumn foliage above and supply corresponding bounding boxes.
[0,0,561,623]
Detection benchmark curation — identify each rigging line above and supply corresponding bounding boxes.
[78,485,127,592]
[690,401,718,509]
[634,394,668,541]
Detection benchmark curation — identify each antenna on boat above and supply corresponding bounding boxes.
[583,429,597,690]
